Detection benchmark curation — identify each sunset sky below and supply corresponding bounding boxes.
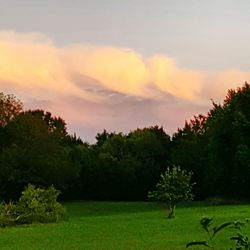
[1,0,250,142]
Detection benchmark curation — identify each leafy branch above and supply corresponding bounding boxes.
[186,217,250,250]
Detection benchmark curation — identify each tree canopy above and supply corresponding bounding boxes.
[0,92,23,127]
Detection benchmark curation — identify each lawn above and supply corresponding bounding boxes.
[0,201,250,249]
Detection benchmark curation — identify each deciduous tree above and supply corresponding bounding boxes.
[0,92,23,127]
[148,166,194,218]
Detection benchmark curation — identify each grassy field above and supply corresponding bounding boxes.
[0,201,250,249]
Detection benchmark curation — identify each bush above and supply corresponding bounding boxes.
[16,184,66,224]
[0,184,66,227]
[0,201,17,227]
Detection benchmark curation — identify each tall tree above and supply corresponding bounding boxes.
[128,126,171,199]
[171,115,208,199]
[204,83,250,198]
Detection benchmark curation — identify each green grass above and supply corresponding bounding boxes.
[1,201,250,249]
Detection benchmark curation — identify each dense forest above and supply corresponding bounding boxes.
[1,83,250,201]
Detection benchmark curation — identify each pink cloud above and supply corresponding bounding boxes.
[1,30,249,141]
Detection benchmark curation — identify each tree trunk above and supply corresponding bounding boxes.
[168,204,176,219]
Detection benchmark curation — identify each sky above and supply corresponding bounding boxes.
[0,0,250,142]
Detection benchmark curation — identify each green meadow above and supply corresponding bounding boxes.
[0,202,250,250]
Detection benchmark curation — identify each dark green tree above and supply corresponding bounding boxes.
[171,115,208,199]
[204,83,250,198]
[128,126,171,199]
[0,110,81,199]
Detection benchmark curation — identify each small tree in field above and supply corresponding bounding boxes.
[148,166,194,218]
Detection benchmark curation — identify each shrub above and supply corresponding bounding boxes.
[0,184,66,227]
[0,201,17,227]
[16,184,66,224]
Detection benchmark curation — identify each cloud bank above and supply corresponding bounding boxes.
[0,30,249,141]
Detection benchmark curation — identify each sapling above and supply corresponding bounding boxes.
[148,166,194,218]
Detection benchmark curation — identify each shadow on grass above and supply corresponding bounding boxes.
[64,200,250,219]
[64,201,162,218]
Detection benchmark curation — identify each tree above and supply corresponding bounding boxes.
[89,127,171,201]
[171,116,208,199]
[128,126,171,199]
[169,82,250,200]
[0,92,23,127]
[95,129,115,148]
[148,166,194,218]
[203,82,250,198]
[94,132,139,200]
[23,109,68,141]
[0,110,80,199]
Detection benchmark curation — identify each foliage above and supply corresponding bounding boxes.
[0,185,66,227]
[0,92,23,127]
[205,83,250,198]
[0,201,17,227]
[171,82,250,199]
[0,109,81,199]
[230,219,250,250]
[171,115,208,199]
[186,217,250,249]
[16,184,66,224]
[148,166,194,218]
[77,126,171,201]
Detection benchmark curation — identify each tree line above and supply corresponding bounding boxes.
[1,83,250,201]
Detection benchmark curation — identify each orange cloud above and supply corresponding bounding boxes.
[200,70,250,103]
[1,30,249,104]
[147,56,203,100]
[1,30,250,141]
[0,30,207,102]
[63,46,149,97]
